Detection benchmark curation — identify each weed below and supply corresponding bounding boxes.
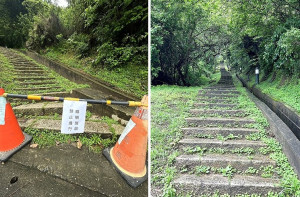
[195,165,211,175]
[217,165,236,179]
[245,167,259,175]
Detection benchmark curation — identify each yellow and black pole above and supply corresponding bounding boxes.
[1,93,146,107]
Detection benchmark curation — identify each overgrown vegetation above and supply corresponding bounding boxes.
[241,70,300,115]
[0,53,17,92]
[234,77,300,196]
[151,85,199,196]
[152,0,300,86]
[0,0,147,97]
[151,0,227,86]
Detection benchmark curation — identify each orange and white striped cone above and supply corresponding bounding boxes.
[0,88,32,162]
[103,95,148,188]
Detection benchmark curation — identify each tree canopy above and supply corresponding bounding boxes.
[0,0,148,70]
[151,0,300,85]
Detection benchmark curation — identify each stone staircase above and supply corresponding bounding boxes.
[0,47,124,139]
[172,68,281,195]
[0,48,148,195]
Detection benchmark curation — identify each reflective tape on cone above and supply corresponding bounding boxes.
[111,113,148,177]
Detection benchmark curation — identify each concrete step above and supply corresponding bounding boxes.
[198,94,237,98]
[173,174,280,195]
[193,103,238,109]
[0,161,103,196]
[182,127,258,137]
[186,117,255,127]
[18,118,124,138]
[13,102,93,116]
[15,86,62,91]
[203,87,236,90]
[190,109,246,117]
[16,76,55,81]
[8,144,147,196]
[175,154,276,171]
[197,98,238,104]
[179,138,266,150]
[20,81,56,86]
[201,90,240,94]
[33,91,71,97]
[15,70,45,74]
[71,88,134,122]
[14,65,36,69]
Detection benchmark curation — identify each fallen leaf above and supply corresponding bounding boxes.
[77,139,82,149]
[30,144,38,148]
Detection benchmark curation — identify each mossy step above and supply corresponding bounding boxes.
[173,174,280,195]
[15,69,45,74]
[13,102,93,116]
[18,118,124,138]
[201,90,240,94]
[15,86,62,91]
[208,85,235,88]
[179,138,266,150]
[193,103,238,108]
[196,98,238,104]
[14,66,41,70]
[182,127,258,137]
[186,117,255,127]
[198,94,236,98]
[190,109,246,117]
[175,154,276,171]
[20,81,56,86]
[33,91,70,97]
[203,87,236,90]
[16,77,55,81]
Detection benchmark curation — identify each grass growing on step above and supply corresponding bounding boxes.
[25,126,117,153]
[234,76,300,196]
[13,50,89,93]
[151,85,199,196]
[242,70,300,115]
[0,53,18,92]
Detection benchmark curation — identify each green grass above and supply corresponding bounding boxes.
[241,70,300,115]
[42,48,147,98]
[234,76,300,196]
[151,85,200,196]
[25,127,117,153]
[14,50,89,93]
[0,53,18,92]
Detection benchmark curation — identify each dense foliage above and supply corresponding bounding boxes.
[225,0,300,77]
[0,0,27,47]
[152,0,300,85]
[0,0,148,96]
[151,0,229,86]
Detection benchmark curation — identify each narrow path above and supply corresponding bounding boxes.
[172,68,281,195]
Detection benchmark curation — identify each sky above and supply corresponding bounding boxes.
[51,0,68,8]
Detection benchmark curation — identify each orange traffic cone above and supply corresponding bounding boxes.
[0,88,32,162]
[103,95,148,188]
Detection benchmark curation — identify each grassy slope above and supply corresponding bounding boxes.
[241,71,300,115]
[43,48,148,98]
[151,85,200,196]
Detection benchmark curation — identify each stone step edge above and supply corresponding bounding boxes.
[181,127,258,137]
[173,174,280,195]
[18,118,123,138]
[175,154,276,170]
